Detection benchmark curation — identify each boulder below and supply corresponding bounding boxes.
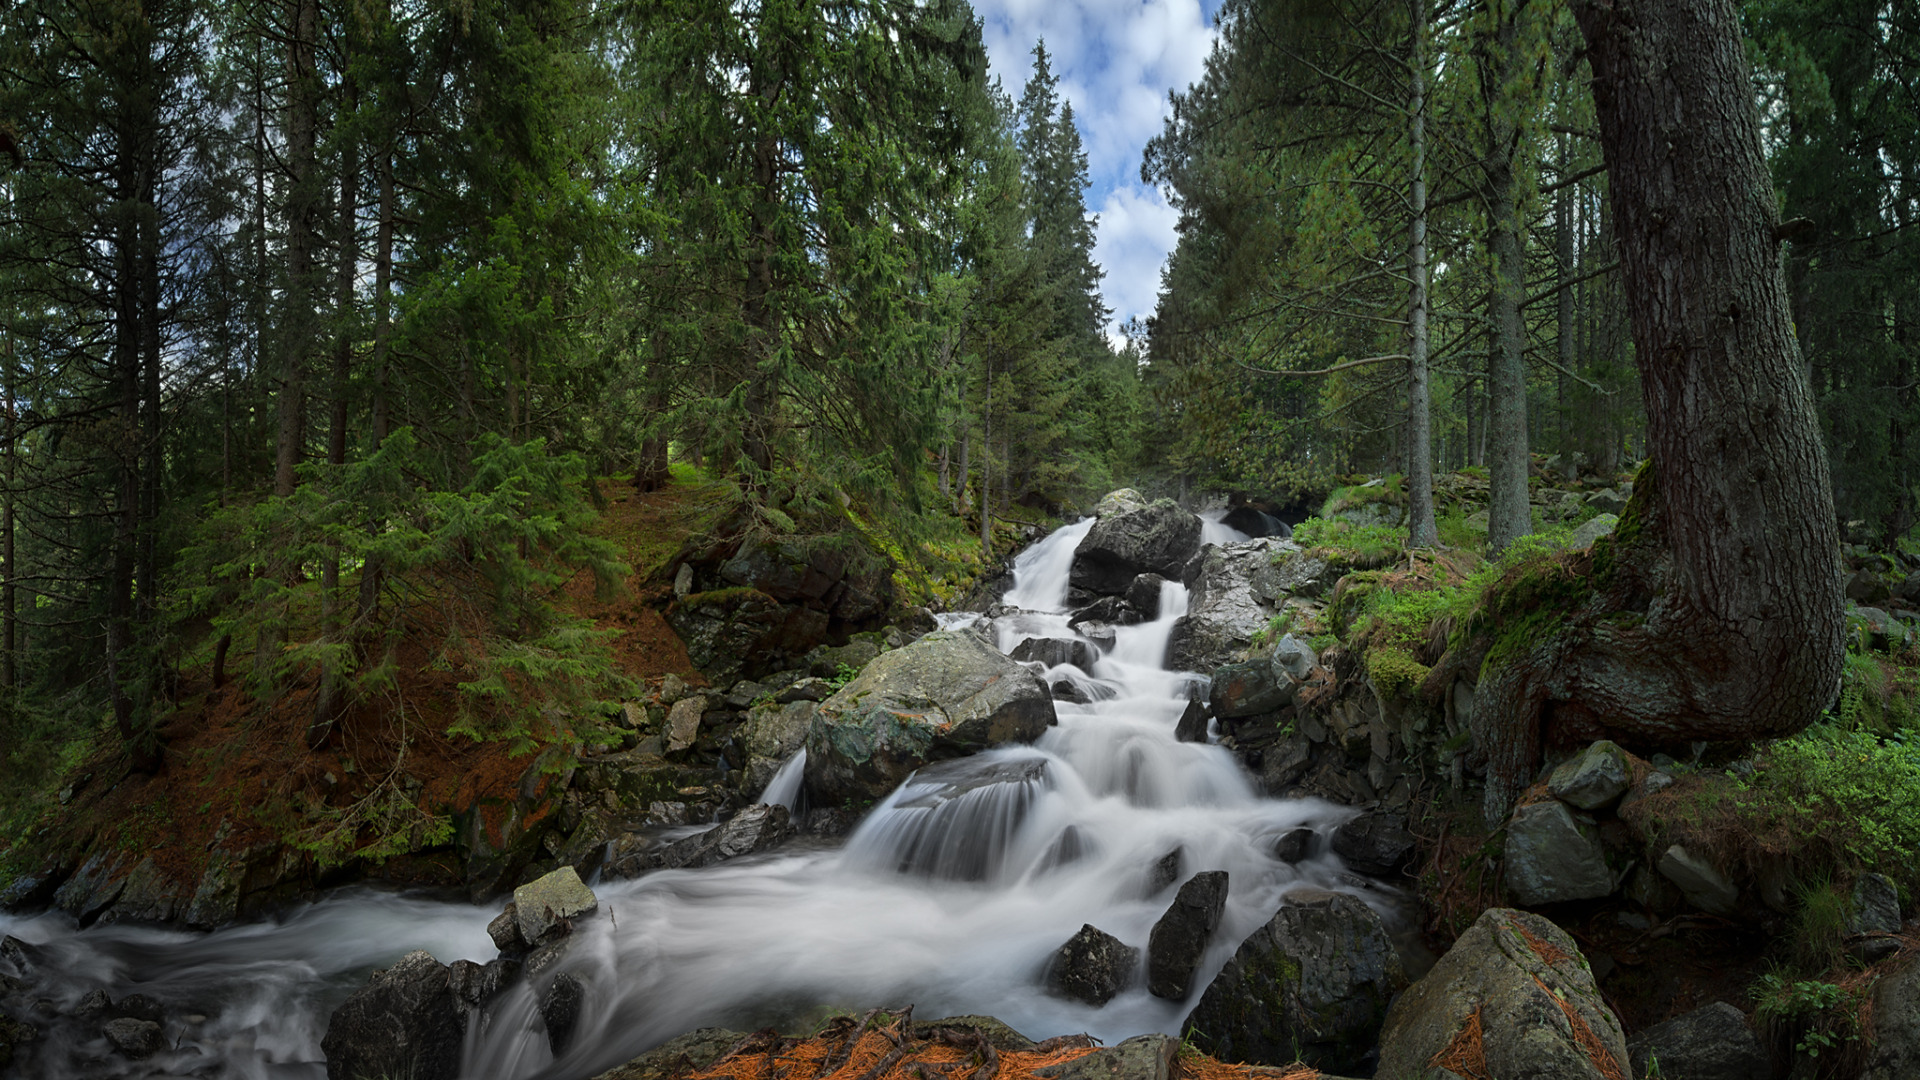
[1187,889,1403,1074]
[1033,1034,1177,1080]
[1626,1001,1767,1080]
[1375,908,1630,1080]
[1045,924,1140,1006]
[1504,801,1616,906]
[1847,569,1894,605]
[1011,637,1096,672]
[1070,500,1203,596]
[1208,659,1294,718]
[1173,699,1209,744]
[1092,489,1149,518]
[542,972,585,1056]
[804,631,1055,805]
[1147,871,1228,1000]
[0,1014,32,1070]
[448,957,521,1010]
[321,950,464,1080]
[1069,596,1141,628]
[1657,845,1738,915]
[590,1028,749,1080]
[1851,872,1902,961]
[103,1017,166,1058]
[1863,956,1920,1080]
[665,696,704,753]
[1548,741,1632,810]
[603,804,794,879]
[1568,513,1619,551]
[513,866,598,945]
[808,640,882,679]
[1330,810,1414,878]
[740,699,817,793]
[1270,634,1318,681]
[1126,574,1168,619]
[1273,828,1316,864]
[668,588,828,684]
[1586,488,1628,515]
[1168,538,1305,670]
[1850,605,1913,650]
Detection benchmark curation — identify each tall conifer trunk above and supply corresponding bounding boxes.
[1404,0,1438,548]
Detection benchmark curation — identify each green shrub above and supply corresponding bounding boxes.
[1291,517,1406,569]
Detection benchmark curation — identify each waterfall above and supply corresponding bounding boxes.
[0,518,1392,1080]
[760,749,808,812]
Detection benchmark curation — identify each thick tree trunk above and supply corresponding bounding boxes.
[1458,0,1845,822]
[1481,4,1533,556]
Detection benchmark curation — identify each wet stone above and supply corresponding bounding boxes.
[543,972,585,1056]
[1273,828,1316,864]
[1147,871,1228,1000]
[103,1017,166,1058]
[1148,849,1182,895]
[1173,699,1209,743]
[1046,924,1140,1006]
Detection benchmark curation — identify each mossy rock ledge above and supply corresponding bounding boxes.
[802,631,1056,805]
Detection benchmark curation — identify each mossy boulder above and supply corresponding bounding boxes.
[803,631,1056,805]
[1070,498,1203,596]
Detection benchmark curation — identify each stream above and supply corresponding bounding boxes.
[0,517,1400,1080]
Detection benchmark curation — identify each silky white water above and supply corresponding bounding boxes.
[0,520,1387,1080]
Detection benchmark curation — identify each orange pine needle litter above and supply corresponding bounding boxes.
[1530,976,1628,1080]
[1426,1005,1491,1080]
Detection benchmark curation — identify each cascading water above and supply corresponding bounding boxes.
[0,520,1395,1080]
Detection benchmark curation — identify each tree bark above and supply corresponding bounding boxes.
[1404,0,1438,549]
[1455,0,1845,822]
[1480,0,1534,556]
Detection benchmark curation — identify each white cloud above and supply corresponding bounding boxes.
[1091,185,1180,346]
[972,0,1219,340]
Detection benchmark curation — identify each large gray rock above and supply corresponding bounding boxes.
[514,866,598,945]
[1626,1001,1767,1080]
[1658,845,1738,915]
[1851,872,1903,961]
[322,950,464,1080]
[590,1028,748,1080]
[1863,957,1920,1080]
[804,631,1056,805]
[1208,658,1294,718]
[1504,801,1615,906]
[1169,538,1297,671]
[1567,513,1619,551]
[1188,889,1403,1074]
[103,1017,166,1058]
[1330,810,1415,878]
[740,699,816,793]
[1070,500,1202,596]
[1271,634,1318,680]
[602,804,794,879]
[1011,637,1096,672]
[1046,924,1140,1006]
[1376,908,1629,1080]
[1092,489,1149,518]
[1033,1034,1177,1080]
[1548,740,1632,810]
[1147,871,1228,1000]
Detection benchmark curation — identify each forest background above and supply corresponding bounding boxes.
[0,0,1913,821]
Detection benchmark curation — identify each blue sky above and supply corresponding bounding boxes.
[972,0,1224,346]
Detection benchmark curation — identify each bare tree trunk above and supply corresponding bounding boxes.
[1481,2,1534,556]
[275,0,319,499]
[1404,0,1438,548]
[1450,0,1845,822]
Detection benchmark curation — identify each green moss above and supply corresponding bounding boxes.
[1293,517,1406,569]
[1367,647,1432,699]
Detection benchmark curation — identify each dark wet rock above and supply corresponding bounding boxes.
[807,640,883,680]
[1657,844,1738,915]
[1864,956,1920,1079]
[776,678,835,704]
[1187,889,1403,1074]
[449,957,521,1010]
[74,989,111,1020]
[1223,506,1292,539]
[1503,801,1615,906]
[856,757,1048,881]
[1626,1001,1767,1080]
[668,588,818,685]
[97,857,192,925]
[53,851,130,925]
[113,993,165,1024]
[1376,908,1628,1080]
[741,699,816,794]
[1256,734,1314,795]
[591,1027,749,1080]
[1329,810,1414,877]
[1011,637,1096,672]
[1070,500,1203,596]
[1125,574,1168,619]
[456,745,574,903]
[1052,680,1091,704]
[514,866,598,945]
[1147,870,1228,1000]
[321,950,463,1080]
[1851,872,1903,961]
[1069,596,1141,629]
[1208,659,1293,718]
[1046,924,1140,1006]
[0,1013,34,1070]
[103,1017,166,1058]
[1033,1034,1177,1080]
[1174,699,1209,743]
[489,903,529,954]
[542,972,585,1056]
[1547,740,1632,810]
[1148,850,1182,895]
[1273,828,1316,864]
[912,1016,1038,1052]
[604,804,795,879]
[804,631,1056,805]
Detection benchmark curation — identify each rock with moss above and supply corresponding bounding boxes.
[1092,488,1150,518]
[1567,513,1619,551]
[667,588,815,683]
[590,1027,748,1080]
[740,700,817,793]
[513,866,597,944]
[1187,889,1403,1074]
[1070,499,1203,596]
[1862,955,1920,1080]
[802,631,1055,805]
[321,950,464,1080]
[1045,924,1139,1006]
[1626,1001,1767,1080]
[1032,1034,1177,1080]
[1375,908,1629,1080]
[1657,845,1738,915]
[1169,538,1298,671]
[1208,658,1294,718]
[1548,741,1632,810]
